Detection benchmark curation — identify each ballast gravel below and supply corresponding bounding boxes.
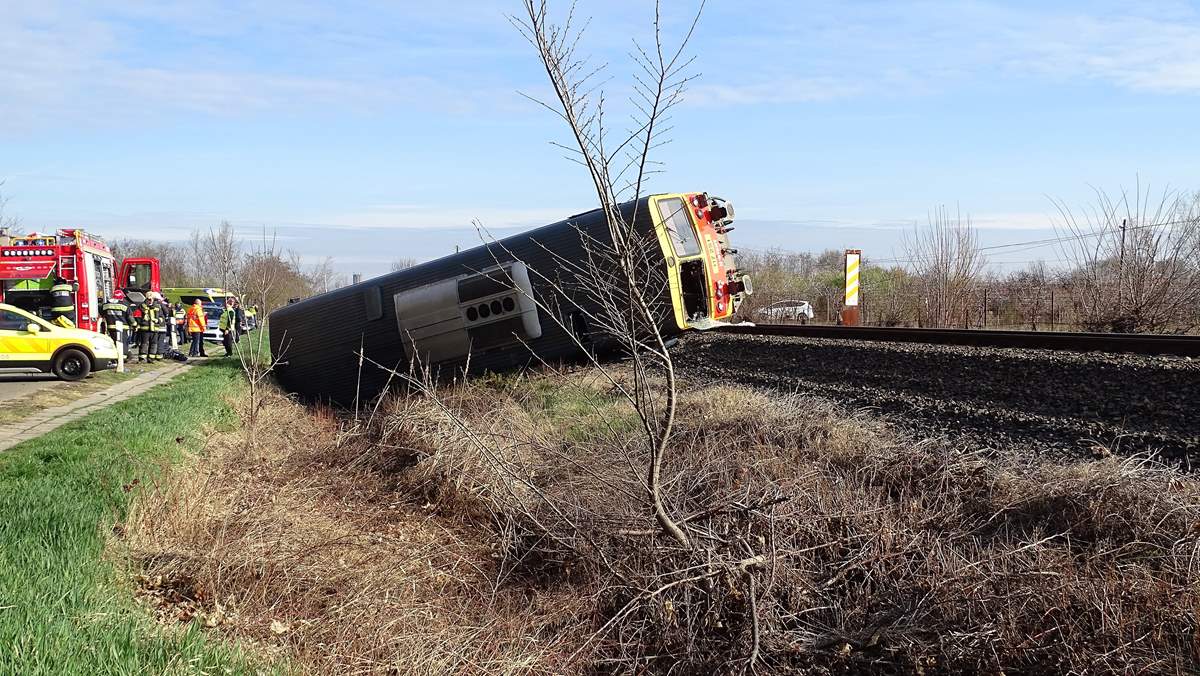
[675,332,1200,466]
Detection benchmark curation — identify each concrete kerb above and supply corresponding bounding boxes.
[0,362,193,453]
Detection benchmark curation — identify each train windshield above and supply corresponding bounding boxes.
[657,198,702,257]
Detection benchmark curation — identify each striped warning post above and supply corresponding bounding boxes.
[844,250,861,306]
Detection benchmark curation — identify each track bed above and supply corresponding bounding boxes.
[676,332,1200,465]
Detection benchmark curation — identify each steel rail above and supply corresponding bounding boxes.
[714,324,1200,357]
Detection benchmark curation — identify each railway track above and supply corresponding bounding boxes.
[716,324,1200,357]
[677,330,1199,466]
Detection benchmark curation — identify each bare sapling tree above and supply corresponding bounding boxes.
[494,1,774,669]
[346,2,776,668]
[511,0,706,547]
[902,205,987,327]
[232,228,290,452]
[1052,184,1200,333]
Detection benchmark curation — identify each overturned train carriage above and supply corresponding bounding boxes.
[268,192,751,406]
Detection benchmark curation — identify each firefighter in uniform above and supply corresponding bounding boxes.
[49,277,76,324]
[137,295,161,362]
[160,297,174,355]
[172,302,187,346]
[152,294,169,360]
[133,298,148,362]
[100,296,132,357]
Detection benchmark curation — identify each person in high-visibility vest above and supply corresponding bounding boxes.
[131,300,147,363]
[218,302,237,357]
[185,299,209,357]
[172,302,187,346]
[137,295,162,362]
[49,277,76,323]
[101,297,132,356]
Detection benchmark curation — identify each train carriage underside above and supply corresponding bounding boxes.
[268,192,750,406]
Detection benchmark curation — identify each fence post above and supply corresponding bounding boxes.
[1050,289,1056,330]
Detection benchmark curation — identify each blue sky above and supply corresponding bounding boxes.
[2,0,1198,276]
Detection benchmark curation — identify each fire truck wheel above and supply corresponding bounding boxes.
[53,348,92,382]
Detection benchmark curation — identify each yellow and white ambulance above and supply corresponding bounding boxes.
[0,303,119,381]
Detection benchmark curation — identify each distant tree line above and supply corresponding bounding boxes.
[740,188,1200,334]
[110,221,345,315]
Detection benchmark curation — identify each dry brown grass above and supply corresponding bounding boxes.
[119,368,1200,674]
[118,388,588,675]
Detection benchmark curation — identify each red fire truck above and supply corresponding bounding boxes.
[0,229,161,333]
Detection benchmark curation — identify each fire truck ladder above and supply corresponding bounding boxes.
[58,253,75,281]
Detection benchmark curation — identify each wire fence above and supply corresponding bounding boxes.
[745,286,1124,332]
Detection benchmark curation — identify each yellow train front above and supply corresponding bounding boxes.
[269,191,751,405]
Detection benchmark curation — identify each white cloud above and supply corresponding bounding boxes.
[0,0,525,132]
[686,77,864,106]
[1000,12,1200,93]
[682,1,1200,107]
[311,204,573,231]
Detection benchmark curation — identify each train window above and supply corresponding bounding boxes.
[363,286,383,320]
[657,198,702,257]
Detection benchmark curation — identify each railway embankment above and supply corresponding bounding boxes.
[115,363,1200,674]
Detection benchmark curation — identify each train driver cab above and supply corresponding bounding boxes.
[652,192,751,330]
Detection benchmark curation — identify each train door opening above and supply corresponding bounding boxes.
[679,259,707,320]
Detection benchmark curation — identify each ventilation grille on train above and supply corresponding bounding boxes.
[393,261,542,366]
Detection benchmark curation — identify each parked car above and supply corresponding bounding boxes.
[0,302,119,381]
[758,300,815,323]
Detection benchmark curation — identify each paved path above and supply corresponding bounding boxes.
[0,363,191,452]
[0,374,59,403]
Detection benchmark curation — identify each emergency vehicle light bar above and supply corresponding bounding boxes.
[3,249,56,257]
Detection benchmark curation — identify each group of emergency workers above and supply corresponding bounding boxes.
[97,294,228,363]
[42,272,249,364]
[96,292,168,362]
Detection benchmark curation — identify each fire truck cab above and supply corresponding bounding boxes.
[0,229,120,333]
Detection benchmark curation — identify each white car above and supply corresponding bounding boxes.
[758,300,815,323]
[202,302,224,342]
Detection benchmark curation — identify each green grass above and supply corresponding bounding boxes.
[0,358,268,675]
[520,377,642,442]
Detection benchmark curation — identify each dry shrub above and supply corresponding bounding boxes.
[119,388,588,675]
[342,370,1200,674]
[120,371,1200,674]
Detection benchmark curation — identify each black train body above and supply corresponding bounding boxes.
[270,197,671,406]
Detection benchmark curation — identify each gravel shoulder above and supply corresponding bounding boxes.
[675,332,1200,466]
